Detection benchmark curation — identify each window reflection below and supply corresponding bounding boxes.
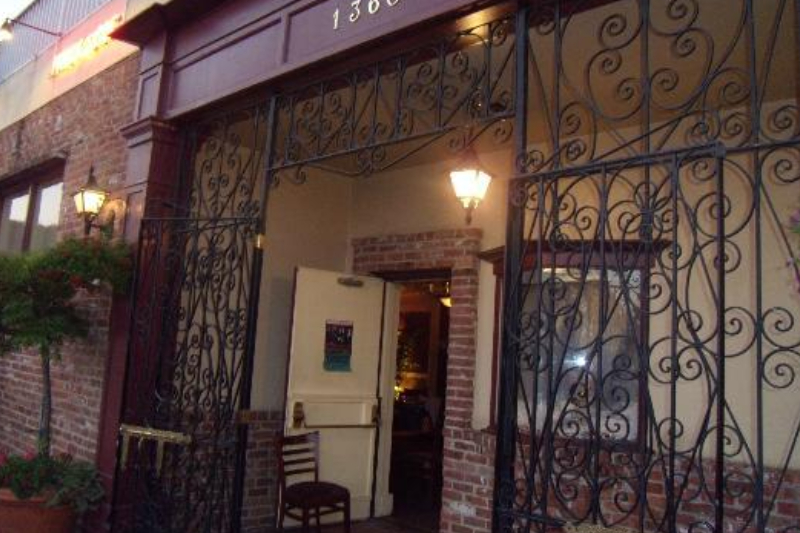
[0,178,64,254]
[0,192,31,253]
[30,182,63,252]
[518,267,643,443]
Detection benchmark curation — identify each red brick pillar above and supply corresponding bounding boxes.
[240,411,283,533]
[439,258,495,533]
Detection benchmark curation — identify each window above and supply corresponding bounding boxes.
[480,242,653,444]
[0,167,64,253]
[519,267,643,442]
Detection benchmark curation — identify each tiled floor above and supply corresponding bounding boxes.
[354,517,432,533]
[315,516,438,533]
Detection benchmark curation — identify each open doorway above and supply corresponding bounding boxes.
[387,274,450,532]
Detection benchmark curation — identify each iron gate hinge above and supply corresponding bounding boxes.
[254,233,266,250]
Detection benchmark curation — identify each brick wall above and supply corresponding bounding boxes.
[352,229,496,533]
[0,290,113,461]
[0,53,140,460]
[505,453,800,533]
[241,411,283,533]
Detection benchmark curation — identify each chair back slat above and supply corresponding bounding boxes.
[282,433,316,445]
[283,447,315,456]
[284,457,315,467]
[278,431,320,489]
[284,467,317,478]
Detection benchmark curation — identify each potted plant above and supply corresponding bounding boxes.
[0,452,105,532]
[0,236,132,532]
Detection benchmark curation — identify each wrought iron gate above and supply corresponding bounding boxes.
[495,1,800,533]
[107,1,800,532]
[112,104,271,532]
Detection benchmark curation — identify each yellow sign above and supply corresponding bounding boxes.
[51,14,124,76]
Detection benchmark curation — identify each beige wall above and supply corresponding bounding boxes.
[645,152,800,469]
[0,0,140,131]
[251,172,353,410]
[250,132,800,472]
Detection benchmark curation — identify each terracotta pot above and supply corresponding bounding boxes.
[0,488,76,533]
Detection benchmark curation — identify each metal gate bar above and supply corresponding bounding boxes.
[494,1,800,533]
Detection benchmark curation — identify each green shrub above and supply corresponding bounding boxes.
[0,236,133,456]
[0,452,104,514]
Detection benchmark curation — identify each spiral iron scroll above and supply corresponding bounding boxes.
[270,15,516,184]
[497,1,800,533]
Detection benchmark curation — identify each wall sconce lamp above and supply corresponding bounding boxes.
[73,165,115,238]
[450,146,493,225]
[0,18,62,42]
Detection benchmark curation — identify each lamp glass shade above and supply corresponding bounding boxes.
[73,187,107,216]
[0,21,12,42]
[450,168,492,208]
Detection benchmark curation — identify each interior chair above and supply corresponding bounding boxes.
[277,431,351,533]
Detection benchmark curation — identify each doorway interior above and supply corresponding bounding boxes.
[386,273,451,532]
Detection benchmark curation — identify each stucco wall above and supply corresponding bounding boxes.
[251,172,354,411]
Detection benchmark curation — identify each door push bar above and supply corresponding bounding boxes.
[337,276,364,287]
[291,401,381,430]
[119,424,192,474]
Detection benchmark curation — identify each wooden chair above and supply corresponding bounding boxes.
[277,431,351,533]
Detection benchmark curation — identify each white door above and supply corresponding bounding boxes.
[284,267,399,520]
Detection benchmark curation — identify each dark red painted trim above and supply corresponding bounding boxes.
[373,268,451,283]
[118,0,510,120]
[478,240,671,275]
[86,297,131,532]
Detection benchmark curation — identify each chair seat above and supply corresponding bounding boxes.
[284,481,350,508]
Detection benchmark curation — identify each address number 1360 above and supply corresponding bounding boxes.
[333,0,401,30]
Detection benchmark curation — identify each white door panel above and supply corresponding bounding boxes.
[284,267,397,521]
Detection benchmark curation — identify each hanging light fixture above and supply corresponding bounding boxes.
[73,165,114,237]
[450,146,492,225]
[0,18,62,42]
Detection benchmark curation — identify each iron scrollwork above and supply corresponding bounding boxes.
[270,15,516,185]
[114,105,269,533]
[496,1,800,533]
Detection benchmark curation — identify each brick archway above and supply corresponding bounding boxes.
[352,229,495,533]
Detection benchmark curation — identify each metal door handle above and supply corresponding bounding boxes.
[291,401,380,429]
[371,404,381,426]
